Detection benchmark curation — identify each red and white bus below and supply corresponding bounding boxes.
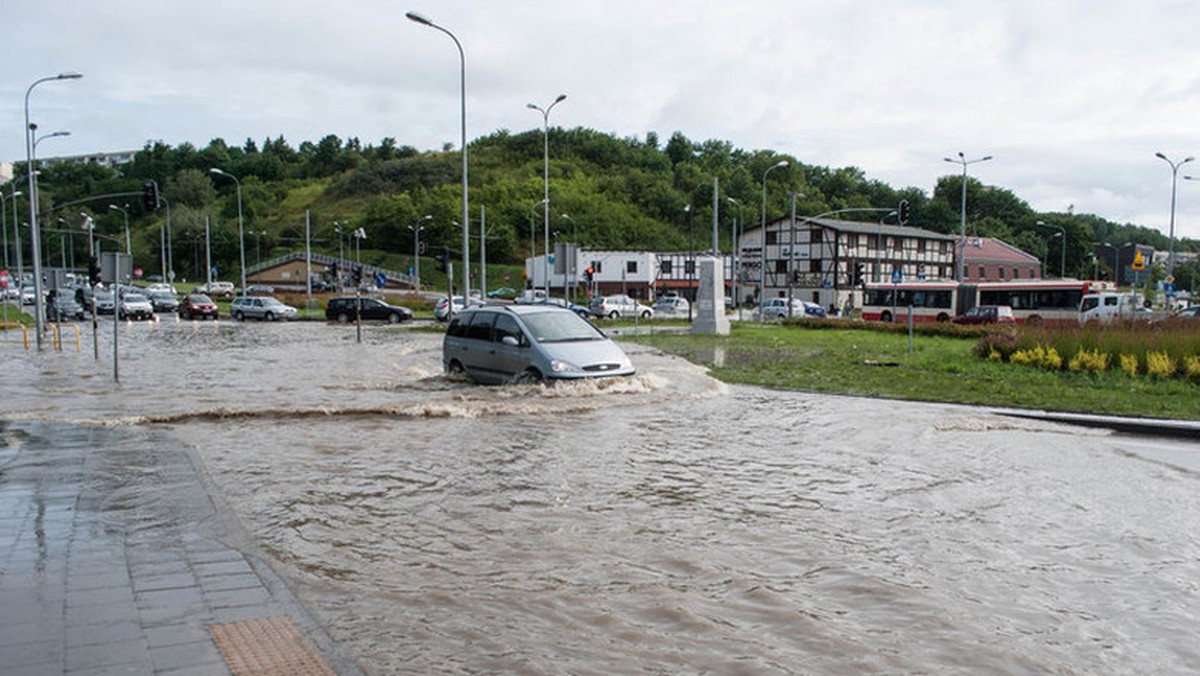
[861,281,960,323]
[968,279,1115,326]
[862,279,1116,325]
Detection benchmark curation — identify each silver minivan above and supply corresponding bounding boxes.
[443,305,635,384]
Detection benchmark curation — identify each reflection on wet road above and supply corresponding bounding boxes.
[5,320,1200,674]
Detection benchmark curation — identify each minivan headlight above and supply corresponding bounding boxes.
[550,359,580,374]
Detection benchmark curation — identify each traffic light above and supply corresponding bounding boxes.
[88,256,101,286]
[853,262,864,286]
[898,199,910,225]
[585,265,594,282]
[436,247,450,273]
[142,180,160,212]
[352,265,363,285]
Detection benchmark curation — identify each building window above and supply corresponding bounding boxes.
[766,231,779,245]
[809,259,821,273]
[1013,267,1019,279]
[627,260,638,274]
[660,259,672,275]
[685,260,695,275]
[998,267,1005,279]
[917,240,926,253]
[979,266,986,279]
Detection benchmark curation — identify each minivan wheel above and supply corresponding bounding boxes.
[387,312,401,324]
[446,359,465,375]
[265,311,276,321]
[516,368,545,385]
[337,312,350,323]
[234,311,245,321]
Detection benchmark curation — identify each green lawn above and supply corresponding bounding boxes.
[625,322,1200,420]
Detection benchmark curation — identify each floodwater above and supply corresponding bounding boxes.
[4,318,1200,675]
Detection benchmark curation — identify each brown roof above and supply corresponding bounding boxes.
[961,237,1039,264]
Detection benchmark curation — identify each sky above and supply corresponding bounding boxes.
[4,0,1200,241]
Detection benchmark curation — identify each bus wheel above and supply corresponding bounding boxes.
[880,311,893,323]
[1027,315,1043,326]
[936,313,949,322]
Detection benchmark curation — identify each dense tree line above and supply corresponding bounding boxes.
[12,128,1198,290]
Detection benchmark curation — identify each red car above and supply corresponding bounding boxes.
[952,305,1015,325]
[178,294,219,320]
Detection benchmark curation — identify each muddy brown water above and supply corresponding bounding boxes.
[4,319,1199,674]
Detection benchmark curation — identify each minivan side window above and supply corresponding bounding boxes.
[446,315,468,337]
[493,315,523,346]
[465,312,495,340]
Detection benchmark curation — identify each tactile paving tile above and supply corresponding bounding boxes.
[210,616,337,676]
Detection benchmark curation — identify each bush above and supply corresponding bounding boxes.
[1120,353,1139,378]
[1146,351,1176,380]
[973,332,1018,360]
[1068,348,1110,373]
[1010,344,1063,371]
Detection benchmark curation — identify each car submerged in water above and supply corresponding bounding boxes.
[443,305,635,385]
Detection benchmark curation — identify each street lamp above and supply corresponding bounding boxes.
[408,214,432,290]
[1157,153,1194,279]
[528,94,568,299]
[760,159,789,320]
[1037,220,1066,278]
[108,204,131,254]
[25,71,81,350]
[408,10,470,301]
[209,167,246,295]
[943,151,993,282]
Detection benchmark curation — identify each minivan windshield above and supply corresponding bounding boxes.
[521,310,603,343]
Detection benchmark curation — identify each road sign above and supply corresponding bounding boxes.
[1132,250,1146,271]
[891,269,903,284]
[374,271,387,288]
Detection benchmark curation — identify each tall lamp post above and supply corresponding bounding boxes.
[1157,153,1194,279]
[408,10,470,303]
[408,214,432,290]
[25,71,81,350]
[1036,220,1066,278]
[943,151,993,282]
[209,167,246,295]
[759,160,789,320]
[31,127,71,268]
[108,204,131,254]
[528,198,546,287]
[528,94,567,299]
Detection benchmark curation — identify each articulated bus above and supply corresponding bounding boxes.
[862,279,1116,325]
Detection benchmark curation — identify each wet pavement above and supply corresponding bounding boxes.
[0,419,362,676]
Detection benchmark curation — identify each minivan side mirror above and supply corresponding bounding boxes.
[501,335,520,347]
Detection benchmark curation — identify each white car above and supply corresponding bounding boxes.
[590,294,653,319]
[651,296,690,316]
[118,292,155,320]
[231,296,298,321]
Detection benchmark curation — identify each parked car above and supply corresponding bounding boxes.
[590,294,653,319]
[652,296,690,316]
[754,297,826,320]
[46,295,85,322]
[244,284,276,296]
[118,292,155,321]
[443,305,636,384]
[178,294,219,320]
[20,286,37,305]
[534,297,595,319]
[434,295,485,321]
[1172,305,1200,319]
[146,290,180,313]
[952,305,1016,325]
[325,296,413,323]
[231,295,298,321]
[487,287,517,298]
[142,282,175,295]
[191,281,236,300]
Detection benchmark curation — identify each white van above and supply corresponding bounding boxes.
[1079,292,1141,324]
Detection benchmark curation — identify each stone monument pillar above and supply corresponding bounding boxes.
[691,256,730,335]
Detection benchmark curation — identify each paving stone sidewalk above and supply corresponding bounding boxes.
[0,421,363,676]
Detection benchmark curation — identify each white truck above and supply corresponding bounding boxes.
[1079,292,1149,324]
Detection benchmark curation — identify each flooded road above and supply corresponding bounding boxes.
[4,319,1200,675]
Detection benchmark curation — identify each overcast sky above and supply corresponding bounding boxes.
[4,0,1200,240]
